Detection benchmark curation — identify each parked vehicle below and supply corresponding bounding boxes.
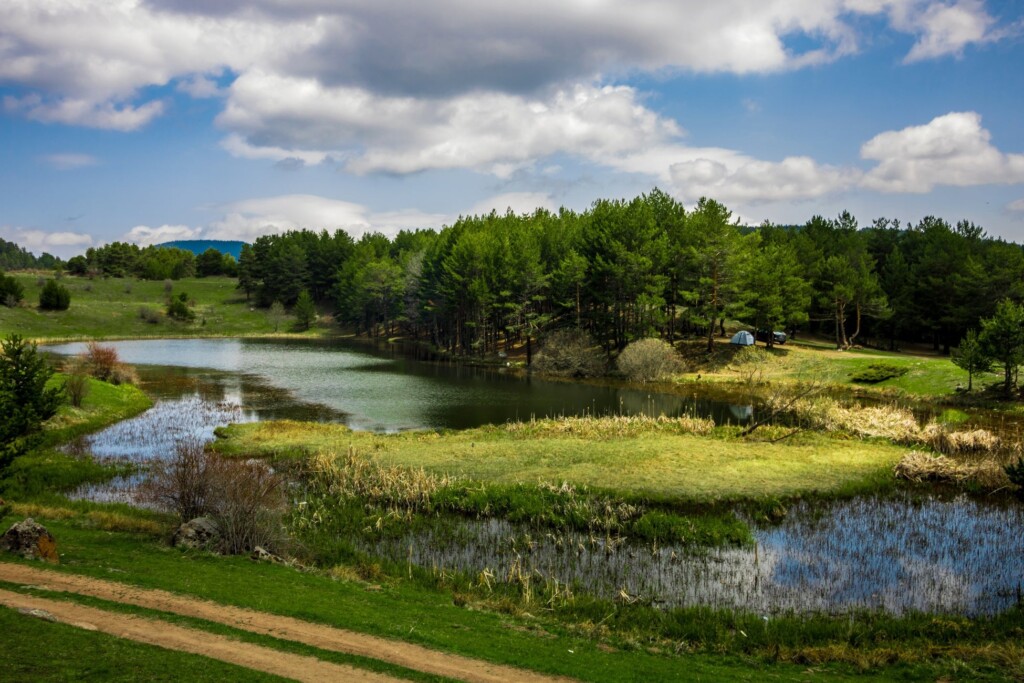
[756,329,787,344]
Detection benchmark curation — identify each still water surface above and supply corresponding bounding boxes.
[47,337,753,431]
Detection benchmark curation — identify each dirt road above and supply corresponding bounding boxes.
[0,562,574,683]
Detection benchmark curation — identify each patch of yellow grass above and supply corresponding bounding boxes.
[8,503,166,535]
[894,451,1009,489]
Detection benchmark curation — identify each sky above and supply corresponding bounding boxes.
[2,0,1024,258]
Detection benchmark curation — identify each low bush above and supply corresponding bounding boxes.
[138,306,160,324]
[166,293,195,321]
[141,439,287,554]
[0,273,24,307]
[84,342,119,382]
[617,338,683,383]
[38,279,71,311]
[63,365,90,408]
[532,328,605,377]
[850,363,909,383]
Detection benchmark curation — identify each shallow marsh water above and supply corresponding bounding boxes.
[46,337,1024,615]
[363,493,1024,616]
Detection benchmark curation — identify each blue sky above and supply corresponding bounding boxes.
[2,0,1024,257]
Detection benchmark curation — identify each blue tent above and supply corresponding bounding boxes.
[730,330,755,346]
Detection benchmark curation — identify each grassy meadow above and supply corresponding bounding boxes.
[0,273,328,342]
[214,417,906,502]
[672,339,998,399]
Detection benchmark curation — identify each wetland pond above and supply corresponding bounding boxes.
[47,337,1024,616]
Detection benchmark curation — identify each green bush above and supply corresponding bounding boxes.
[849,363,908,384]
[0,272,24,307]
[617,338,683,383]
[38,279,71,311]
[166,293,195,321]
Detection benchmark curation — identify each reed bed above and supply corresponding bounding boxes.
[894,451,1010,488]
[501,414,715,438]
[359,492,1024,617]
[297,448,749,546]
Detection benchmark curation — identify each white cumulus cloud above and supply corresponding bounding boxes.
[860,111,1024,193]
[0,225,93,258]
[122,224,203,246]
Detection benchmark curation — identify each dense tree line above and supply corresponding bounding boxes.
[235,189,1024,357]
[0,237,62,271]
[66,242,198,280]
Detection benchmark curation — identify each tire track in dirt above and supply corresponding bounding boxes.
[0,562,574,683]
[0,588,400,683]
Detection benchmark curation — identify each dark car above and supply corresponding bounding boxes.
[756,329,787,344]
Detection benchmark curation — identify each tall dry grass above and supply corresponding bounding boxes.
[502,414,715,439]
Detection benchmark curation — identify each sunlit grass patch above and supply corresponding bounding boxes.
[218,418,908,502]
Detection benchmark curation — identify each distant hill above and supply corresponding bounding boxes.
[156,240,246,259]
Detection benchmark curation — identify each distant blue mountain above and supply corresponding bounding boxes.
[157,240,246,259]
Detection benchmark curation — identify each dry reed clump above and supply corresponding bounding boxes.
[788,397,920,442]
[307,447,457,517]
[893,451,1010,489]
[790,397,1005,456]
[502,414,715,439]
[920,423,1002,455]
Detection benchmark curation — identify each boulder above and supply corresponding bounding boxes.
[172,517,221,551]
[1,518,59,564]
[250,545,282,563]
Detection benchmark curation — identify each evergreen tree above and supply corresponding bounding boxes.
[0,335,65,472]
[293,290,316,331]
[39,279,71,311]
[952,328,991,392]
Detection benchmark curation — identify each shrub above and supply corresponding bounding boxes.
[84,342,119,381]
[532,328,606,377]
[63,362,90,408]
[38,279,71,310]
[617,338,683,383]
[0,272,23,307]
[138,306,160,324]
[166,296,195,321]
[141,439,287,554]
[849,363,908,384]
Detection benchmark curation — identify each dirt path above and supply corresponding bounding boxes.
[0,588,400,682]
[0,562,573,683]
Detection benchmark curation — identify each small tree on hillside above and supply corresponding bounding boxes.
[979,299,1024,395]
[292,290,316,331]
[267,300,287,332]
[952,328,991,392]
[38,279,70,311]
[0,272,24,307]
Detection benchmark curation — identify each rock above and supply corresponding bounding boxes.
[172,517,221,551]
[1,518,59,564]
[250,545,285,564]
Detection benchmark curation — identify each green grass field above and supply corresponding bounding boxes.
[0,273,328,342]
[680,338,999,399]
[214,418,907,502]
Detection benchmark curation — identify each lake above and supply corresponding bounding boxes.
[47,337,756,432]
